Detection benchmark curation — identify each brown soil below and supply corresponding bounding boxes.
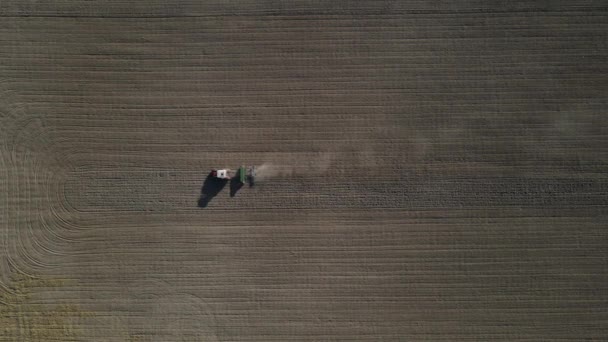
[1,1,607,340]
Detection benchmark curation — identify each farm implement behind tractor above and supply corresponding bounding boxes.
[211,165,256,186]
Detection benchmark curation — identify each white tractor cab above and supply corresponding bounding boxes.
[211,169,232,180]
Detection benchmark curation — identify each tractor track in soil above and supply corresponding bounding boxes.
[0,1,607,341]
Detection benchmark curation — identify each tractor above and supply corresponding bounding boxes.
[211,166,256,186]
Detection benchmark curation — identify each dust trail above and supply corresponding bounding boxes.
[254,163,293,181]
[254,152,335,181]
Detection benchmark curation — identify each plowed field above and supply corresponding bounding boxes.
[1,1,607,341]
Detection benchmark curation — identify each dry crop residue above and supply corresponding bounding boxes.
[0,271,86,341]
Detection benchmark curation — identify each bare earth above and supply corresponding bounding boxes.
[1,1,607,341]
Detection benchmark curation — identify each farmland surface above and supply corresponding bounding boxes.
[1,1,607,341]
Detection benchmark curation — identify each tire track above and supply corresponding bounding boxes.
[0,82,88,286]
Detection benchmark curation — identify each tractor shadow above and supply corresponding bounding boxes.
[230,169,244,197]
[198,172,228,208]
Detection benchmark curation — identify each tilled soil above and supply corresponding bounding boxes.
[0,1,607,341]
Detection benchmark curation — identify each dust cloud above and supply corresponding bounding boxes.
[254,152,335,181]
[254,163,294,181]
